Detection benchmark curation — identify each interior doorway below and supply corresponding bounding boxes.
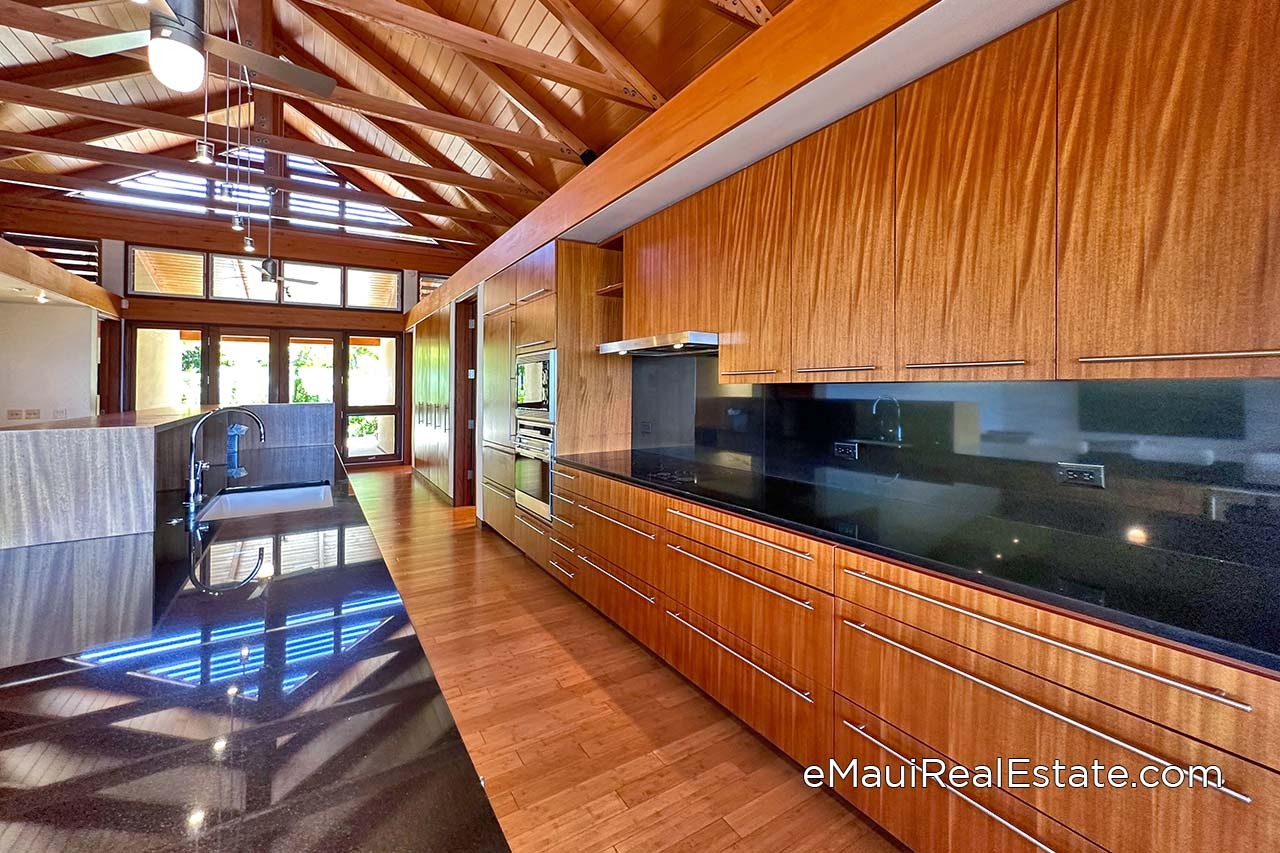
[452,296,478,506]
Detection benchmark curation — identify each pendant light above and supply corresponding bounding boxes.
[194,138,214,165]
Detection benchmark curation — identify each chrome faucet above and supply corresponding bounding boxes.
[871,396,903,444]
[187,407,267,508]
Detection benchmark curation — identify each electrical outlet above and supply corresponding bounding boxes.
[23,409,40,420]
[1056,462,1106,488]
[639,420,653,435]
[53,408,68,419]
[5,409,21,421]
[833,442,860,460]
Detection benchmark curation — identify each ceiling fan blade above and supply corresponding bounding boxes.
[140,0,179,19]
[205,35,337,97]
[55,29,150,58]
[281,277,320,286]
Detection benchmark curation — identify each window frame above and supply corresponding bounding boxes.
[128,245,208,299]
[279,259,345,309]
[345,266,404,312]
[208,253,281,304]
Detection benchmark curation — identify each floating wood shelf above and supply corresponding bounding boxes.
[596,282,624,297]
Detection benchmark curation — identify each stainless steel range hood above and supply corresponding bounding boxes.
[597,330,718,356]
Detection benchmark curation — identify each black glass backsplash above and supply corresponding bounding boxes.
[623,355,1280,665]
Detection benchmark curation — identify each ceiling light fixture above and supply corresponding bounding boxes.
[194,138,214,165]
[148,21,206,94]
[242,235,255,253]
[231,214,244,232]
[35,292,49,304]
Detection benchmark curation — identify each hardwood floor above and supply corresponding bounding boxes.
[349,467,899,853]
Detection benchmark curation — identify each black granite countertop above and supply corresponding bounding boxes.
[0,447,509,852]
[556,448,1280,673]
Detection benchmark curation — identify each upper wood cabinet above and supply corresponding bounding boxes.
[894,16,1057,381]
[515,292,556,352]
[516,241,556,303]
[717,149,792,383]
[482,265,516,316]
[623,187,720,340]
[481,307,514,448]
[1057,0,1280,378]
[789,96,896,383]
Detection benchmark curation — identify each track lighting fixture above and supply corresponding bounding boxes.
[243,235,255,253]
[194,138,214,165]
[231,215,244,232]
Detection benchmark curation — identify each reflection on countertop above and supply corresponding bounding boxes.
[557,447,1280,673]
[0,449,508,852]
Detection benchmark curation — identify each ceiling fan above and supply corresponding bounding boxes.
[256,257,318,289]
[55,0,336,96]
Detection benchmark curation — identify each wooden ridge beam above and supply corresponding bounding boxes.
[283,101,499,245]
[0,164,480,245]
[282,3,566,194]
[0,80,541,199]
[0,54,148,90]
[0,0,143,47]
[0,130,508,226]
[296,0,655,109]
[405,0,939,327]
[401,0,593,159]
[695,0,773,27]
[0,236,121,317]
[537,0,666,108]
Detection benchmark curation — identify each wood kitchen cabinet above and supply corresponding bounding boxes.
[515,241,556,302]
[717,149,792,383]
[481,305,514,448]
[413,307,450,495]
[515,292,556,352]
[623,185,721,340]
[789,96,896,383]
[1057,0,1280,378]
[482,266,517,316]
[894,15,1057,381]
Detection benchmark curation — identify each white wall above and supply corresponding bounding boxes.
[0,303,99,424]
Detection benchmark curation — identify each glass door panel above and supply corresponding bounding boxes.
[345,414,397,459]
[346,336,398,406]
[287,336,335,403]
[218,333,272,405]
[134,327,204,409]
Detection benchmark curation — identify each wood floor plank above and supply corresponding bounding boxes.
[348,468,898,853]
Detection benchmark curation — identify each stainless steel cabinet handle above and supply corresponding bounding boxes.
[517,287,550,302]
[548,559,575,580]
[580,555,654,603]
[795,365,877,373]
[665,509,813,561]
[842,620,1252,804]
[548,536,575,553]
[668,544,813,610]
[841,720,1059,853]
[580,504,656,540]
[550,514,575,529]
[904,359,1026,369]
[482,301,514,316]
[515,516,545,535]
[721,369,778,376]
[551,470,577,481]
[843,570,1251,711]
[518,339,551,349]
[482,481,513,498]
[668,610,813,703]
[1078,350,1280,363]
[553,495,576,506]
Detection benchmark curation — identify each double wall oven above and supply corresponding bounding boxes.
[513,349,556,520]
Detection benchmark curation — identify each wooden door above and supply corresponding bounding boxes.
[481,307,514,448]
[431,308,451,494]
[623,187,720,339]
[413,324,429,474]
[894,15,1057,381]
[1057,0,1280,378]
[790,96,896,383]
[717,149,792,383]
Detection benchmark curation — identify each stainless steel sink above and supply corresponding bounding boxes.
[197,484,333,522]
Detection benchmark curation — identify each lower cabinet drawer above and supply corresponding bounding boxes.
[834,600,1280,853]
[482,444,516,490]
[568,496,663,587]
[661,604,831,767]
[567,546,665,652]
[481,479,515,544]
[549,492,579,540]
[832,694,1105,853]
[547,536,587,594]
[660,534,833,683]
[514,508,550,569]
[551,463,668,524]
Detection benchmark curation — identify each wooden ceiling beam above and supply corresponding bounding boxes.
[0,130,508,226]
[0,94,213,162]
[295,0,655,109]
[282,3,567,194]
[0,236,121,317]
[537,0,666,108]
[0,54,148,90]
[0,80,541,199]
[0,166,480,244]
[0,0,142,46]
[323,164,478,257]
[401,0,594,160]
[282,102,499,245]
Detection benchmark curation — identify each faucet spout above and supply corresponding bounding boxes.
[186,407,268,509]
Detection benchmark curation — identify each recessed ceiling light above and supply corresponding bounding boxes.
[35,292,49,304]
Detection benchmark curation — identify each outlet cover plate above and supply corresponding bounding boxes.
[1056,462,1106,488]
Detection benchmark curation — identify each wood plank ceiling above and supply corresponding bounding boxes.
[0,0,785,260]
